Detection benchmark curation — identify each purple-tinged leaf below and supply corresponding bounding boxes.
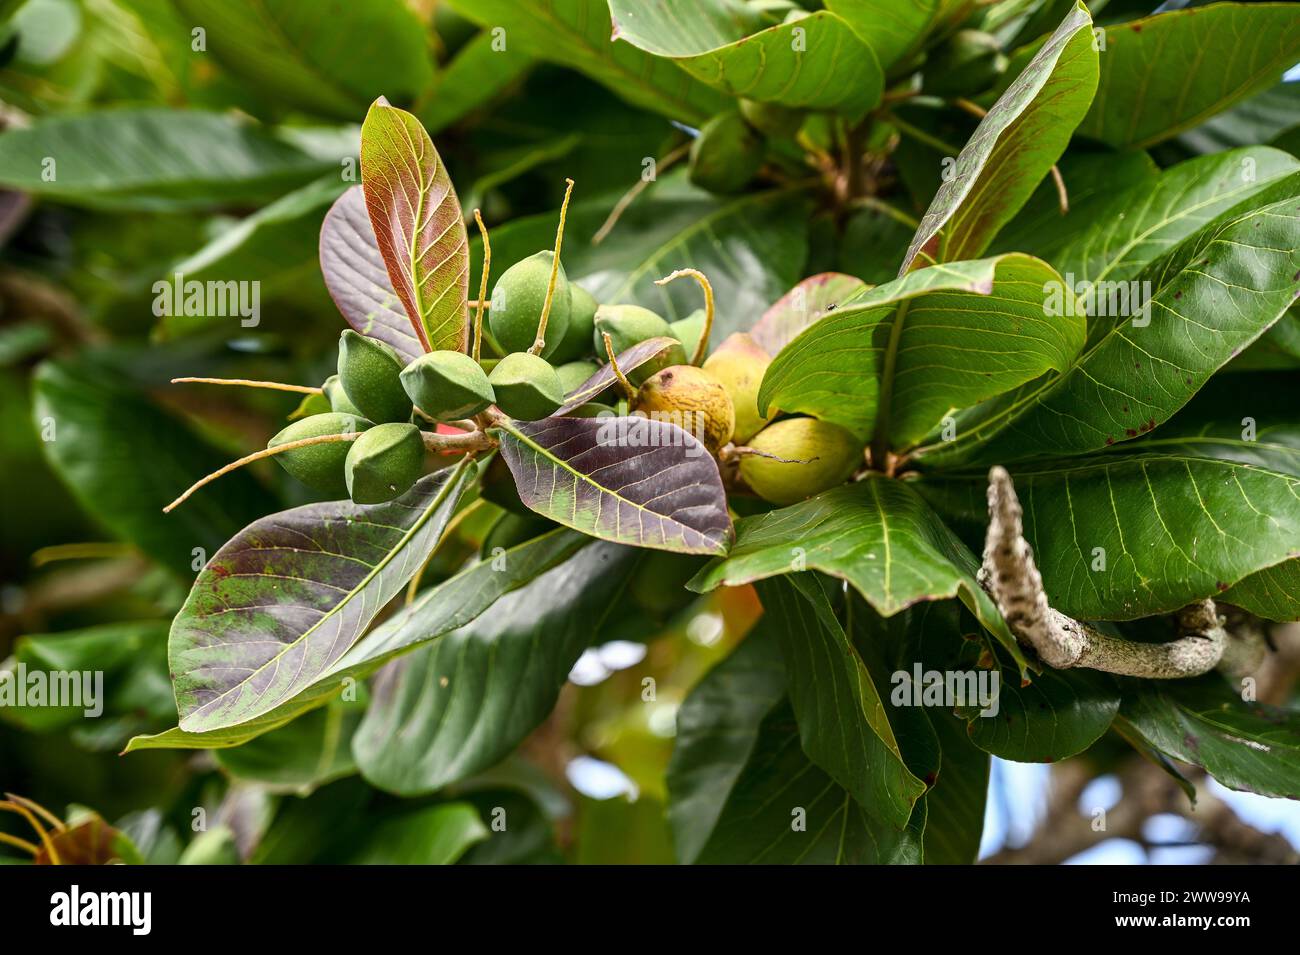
[170,458,475,734]
[555,336,682,414]
[320,185,423,364]
[493,416,732,555]
[750,272,868,356]
[360,99,469,354]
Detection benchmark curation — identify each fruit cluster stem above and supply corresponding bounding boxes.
[472,208,491,362]
[530,178,575,356]
[655,268,715,365]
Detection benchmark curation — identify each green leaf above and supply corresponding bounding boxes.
[900,2,1097,270]
[922,454,1300,621]
[0,109,334,210]
[922,709,989,864]
[749,271,867,358]
[695,699,925,864]
[419,29,535,134]
[690,477,1026,670]
[966,663,1119,762]
[1119,678,1300,800]
[1180,82,1300,155]
[126,528,590,752]
[607,1,882,115]
[1125,372,1300,620]
[352,540,641,794]
[493,417,733,555]
[173,0,434,119]
[756,575,925,827]
[32,357,269,579]
[826,0,964,72]
[213,701,361,793]
[919,170,1300,466]
[1037,147,1300,322]
[360,98,469,354]
[170,458,474,734]
[759,254,1082,446]
[446,0,726,122]
[350,803,488,864]
[666,626,788,864]
[1077,3,1300,150]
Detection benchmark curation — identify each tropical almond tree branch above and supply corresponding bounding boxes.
[979,466,1261,679]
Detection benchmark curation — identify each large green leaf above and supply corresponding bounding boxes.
[1123,373,1300,620]
[213,701,361,793]
[352,540,641,794]
[32,357,269,579]
[170,459,475,734]
[921,709,988,864]
[756,575,924,827]
[350,803,488,864]
[690,477,1025,670]
[173,0,434,120]
[1119,678,1300,800]
[606,1,882,115]
[966,663,1119,762]
[419,28,535,134]
[0,109,334,210]
[918,171,1300,466]
[899,2,1097,271]
[826,0,968,72]
[446,0,726,122]
[1077,3,1300,150]
[360,99,469,354]
[759,254,1081,446]
[493,417,733,555]
[126,528,589,752]
[695,699,926,864]
[922,454,1300,621]
[665,626,788,864]
[1034,147,1300,323]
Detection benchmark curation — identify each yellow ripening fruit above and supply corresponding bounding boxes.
[740,417,863,506]
[634,364,735,455]
[702,332,773,443]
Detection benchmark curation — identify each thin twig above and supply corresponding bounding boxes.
[592,141,690,245]
[0,832,38,856]
[655,268,715,365]
[472,209,491,362]
[530,178,575,356]
[0,800,58,864]
[848,196,921,230]
[171,377,321,395]
[163,433,361,513]
[602,332,637,402]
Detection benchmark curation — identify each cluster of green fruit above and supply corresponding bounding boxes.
[267,233,865,510]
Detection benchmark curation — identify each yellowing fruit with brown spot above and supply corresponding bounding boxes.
[634,364,735,455]
[702,332,773,443]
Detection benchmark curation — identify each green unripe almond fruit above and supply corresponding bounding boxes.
[923,30,1007,97]
[488,251,572,357]
[739,98,804,139]
[702,332,774,443]
[488,352,564,420]
[740,417,863,506]
[269,412,371,497]
[669,309,707,360]
[556,359,600,396]
[689,112,765,194]
[400,350,495,421]
[344,422,425,505]
[634,364,735,455]
[322,374,363,416]
[337,329,412,424]
[551,283,599,363]
[593,304,686,384]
